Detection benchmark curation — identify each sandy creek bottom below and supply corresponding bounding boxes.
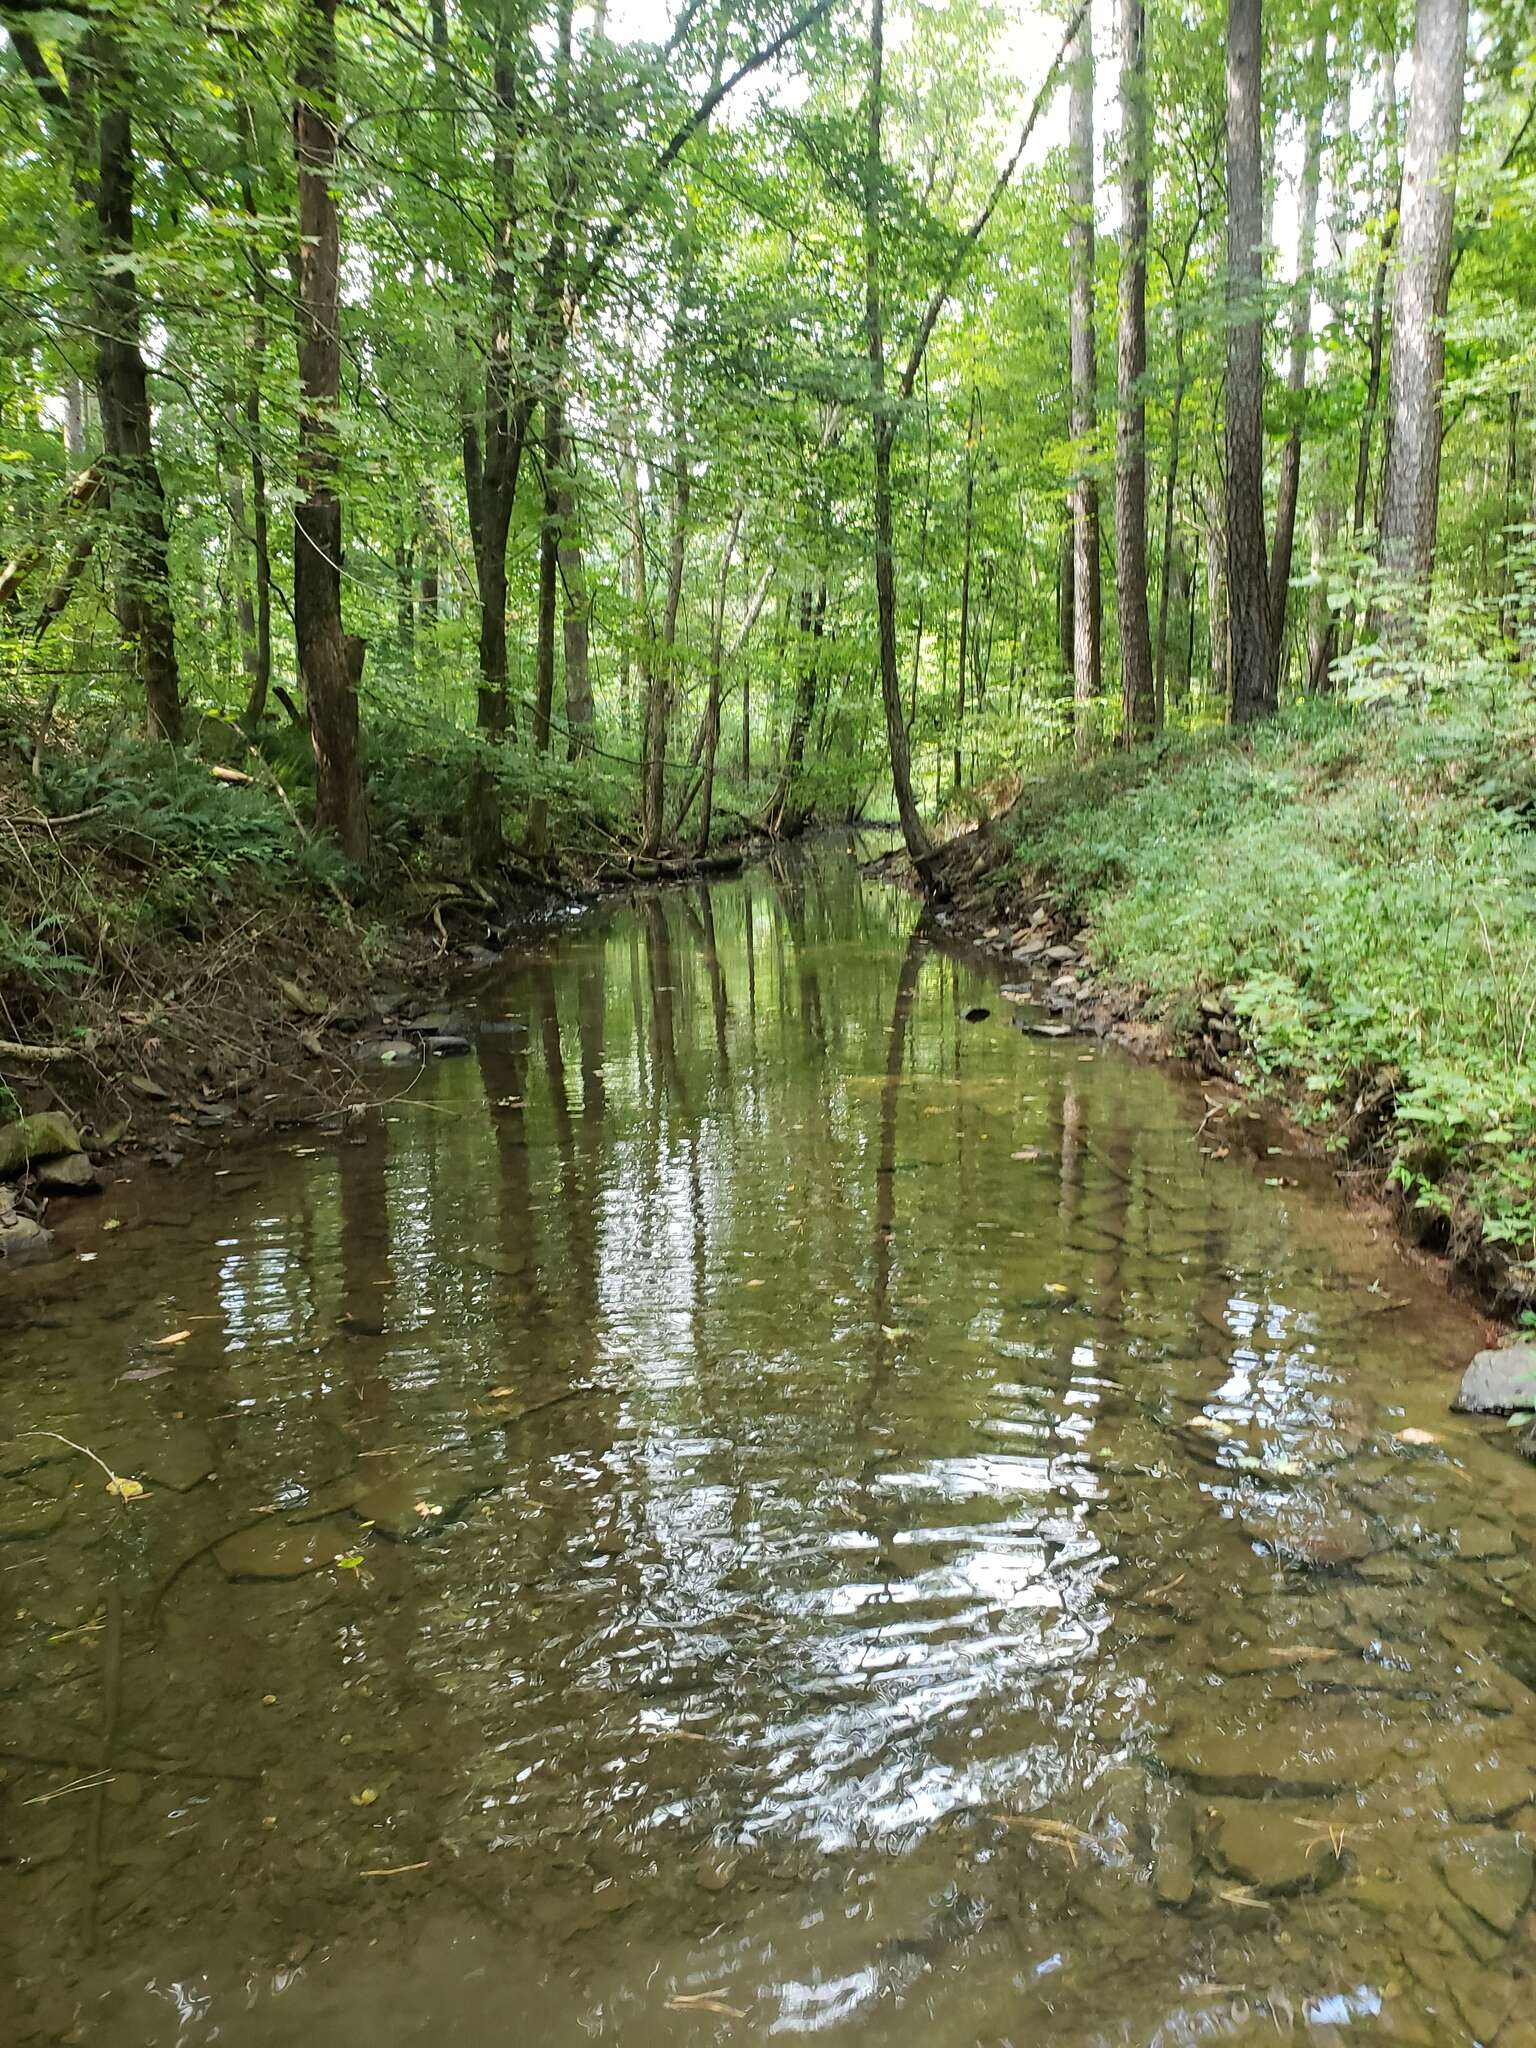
[2,843,1533,2046]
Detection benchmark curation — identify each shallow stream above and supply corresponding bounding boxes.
[4,844,1535,2045]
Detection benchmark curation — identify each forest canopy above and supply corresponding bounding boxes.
[0,0,1531,869]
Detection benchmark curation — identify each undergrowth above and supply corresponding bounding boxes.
[998,694,1536,1274]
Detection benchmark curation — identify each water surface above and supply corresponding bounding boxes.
[3,844,1533,2046]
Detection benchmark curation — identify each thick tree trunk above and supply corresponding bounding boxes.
[95,46,181,744]
[1069,1,1101,750]
[864,0,933,871]
[293,0,367,861]
[526,392,560,858]
[1224,0,1272,723]
[1378,0,1469,619]
[1266,36,1324,699]
[1116,0,1154,744]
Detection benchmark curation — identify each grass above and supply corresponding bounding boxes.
[991,694,1536,1278]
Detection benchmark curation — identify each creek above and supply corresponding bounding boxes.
[2,842,1533,2045]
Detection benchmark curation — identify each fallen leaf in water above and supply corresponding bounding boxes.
[153,1329,191,1348]
[487,1386,517,1399]
[105,1475,145,1501]
[666,1993,748,2020]
[880,1326,911,1340]
[1397,1427,1439,1446]
[1044,1283,1070,1296]
[350,1787,379,1806]
[414,1501,444,1517]
[334,1552,365,1570]
[119,1364,173,1382]
[102,1218,122,1233]
[744,1279,764,1288]
[262,1693,278,1705]
[1012,1147,1041,1161]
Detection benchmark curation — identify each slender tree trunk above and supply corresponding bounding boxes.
[697,509,744,851]
[526,389,561,858]
[1069,1,1101,750]
[1057,496,1074,675]
[95,43,181,743]
[558,428,593,752]
[1266,34,1325,699]
[466,3,532,870]
[864,0,933,870]
[1116,0,1154,743]
[1153,333,1184,726]
[293,0,367,860]
[1225,0,1272,722]
[1205,478,1228,700]
[235,103,273,728]
[954,389,977,788]
[1378,0,1469,623]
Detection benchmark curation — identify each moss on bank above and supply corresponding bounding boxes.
[972,701,1536,1303]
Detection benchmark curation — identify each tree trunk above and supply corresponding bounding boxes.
[697,507,744,852]
[95,43,181,743]
[864,0,933,871]
[1057,497,1074,676]
[558,428,593,752]
[1116,0,1154,744]
[1069,0,1101,750]
[236,102,273,729]
[293,0,366,860]
[954,389,977,788]
[1205,479,1228,700]
[1152,336,1184,727]
[1378,0,1469,620]
[1224,0,1272,722]
[1266,33,1325,699]
[465,3,532,871]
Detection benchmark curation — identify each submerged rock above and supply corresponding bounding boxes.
[216,1516,355,1580]
[1434,1749,1536,1824]
[1207,1800,1344,1894]
[1242,1494,1376,1570]
[1434,1830,1534,1936]
[1452,1345,1536,1418]
[0,1489,68,1541]
[1150,1795,1196,1907]
[0,1192,51,1261]
[1157,1708,1394,1797]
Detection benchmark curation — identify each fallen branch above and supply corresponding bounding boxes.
[0,1036,75,1061]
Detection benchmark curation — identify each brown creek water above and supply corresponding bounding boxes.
[3,841,1535,2046]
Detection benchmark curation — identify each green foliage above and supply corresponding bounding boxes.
[1000,696,1536,1259]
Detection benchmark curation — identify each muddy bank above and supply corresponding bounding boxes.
[1,774,762,1250]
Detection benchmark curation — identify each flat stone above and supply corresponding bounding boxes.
[1044,944,1078,966]
[1243,1495,1375,1569]
[1207,1800,1344,1894]
[0,1113,82,1177]
[1435,1749,1536,1823]
[115,1424,216,1494]
[1452,1345,1536,1417]
[1434,1830,1534,1935]
[1450,1517,1516,1561]
[350,1469,490,1540]
[1150,1795,1196,1906]
[360,1038,420,1066]
[34,1152,99,1194]
[1158,1708,1394,1797]
[216,1516,355,1580]
[0,1490,67,1541]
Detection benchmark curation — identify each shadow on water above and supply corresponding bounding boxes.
[3,839,1535,2045]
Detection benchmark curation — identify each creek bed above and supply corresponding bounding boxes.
[2,842,1532,2045]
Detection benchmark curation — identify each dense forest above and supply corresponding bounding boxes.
[2,0,1536,1268]
[1,0,1530,858]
